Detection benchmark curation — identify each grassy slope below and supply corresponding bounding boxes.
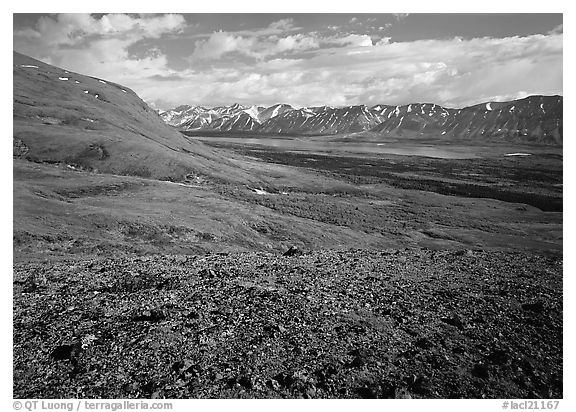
[13,159,395,262]
[14,154,562,263]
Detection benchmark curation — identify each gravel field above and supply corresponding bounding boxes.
[13,249,562,399]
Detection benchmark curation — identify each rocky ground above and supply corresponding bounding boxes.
[13,248,562,399]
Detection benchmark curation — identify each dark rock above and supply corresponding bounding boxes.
[199,268,217,278]
[274,372,296,388]
[132,309,166,322]
[283,246,303,257]
[263,323,286,336]
[522,301,545,313]
[141,381,156,395]
[314,363,338,387]
[356,386,377,398]
[185,310,199,319]
[349,356,365,368]
[379,382,397,398]
[347,348,370,368]
[452,345,466,355]
[487,349,510,365]
[22,273,46,292]
[172,360,185,373]
[414,337,433,350]
[441,314,465,329]
[471,363,490,379]
[409,375,430,395]
[348,347,370,357]
[50,342,81,362]
[237,375,253,389]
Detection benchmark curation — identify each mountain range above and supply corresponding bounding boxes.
[160,96,563,145]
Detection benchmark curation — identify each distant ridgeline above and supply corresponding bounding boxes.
[160,96,563,145]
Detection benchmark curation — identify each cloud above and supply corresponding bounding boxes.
[549,24,563,35]
[329,34,373,47]
[274,34,320,53]
[191,31,257,60]
[268,18,296,32]
[221,18,300,38]
[176,32,562,109]
[14,14,563,110]
[15,13,186,46]
[191,31,320,61]
[190,31,380,62]
[392,13,410,21]
[14,13,186,89]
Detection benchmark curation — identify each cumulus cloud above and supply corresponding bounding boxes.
[191,31,320,61]
[192,31,257,60]
[15,13,186,46]
[177,31,562,108]
[14,13,186,89]
[329,34,373,47]
[190,31,380,62]
[275,34,320,53]
[268,18,296,32]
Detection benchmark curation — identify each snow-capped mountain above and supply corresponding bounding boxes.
[160,103,295,132]
[160,95,562,144]
[368,96,562,144]
[258,105,384,135]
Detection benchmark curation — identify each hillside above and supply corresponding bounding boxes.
[13,52,268,184]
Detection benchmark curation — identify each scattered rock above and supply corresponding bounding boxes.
[356,385,377,398]
[349,356,365,368]
[441,314,466,330]
[132,309,166,322]
[408,375,431,395]
[471,363,490,379]
[237,375,253,389]
[50,341,82,367]
[395,387,413,399]
[274,372,296,388]
[13,137,29,157]
[13,249,563,399]
[266,378,281,391]
[414,337,433,350]
[486,349,510,365]
[522,301,545,313]
[199,268,217,278]
[347,348,371,368]
[283,246,303,257]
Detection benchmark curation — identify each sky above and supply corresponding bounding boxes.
[13,13,563,110]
